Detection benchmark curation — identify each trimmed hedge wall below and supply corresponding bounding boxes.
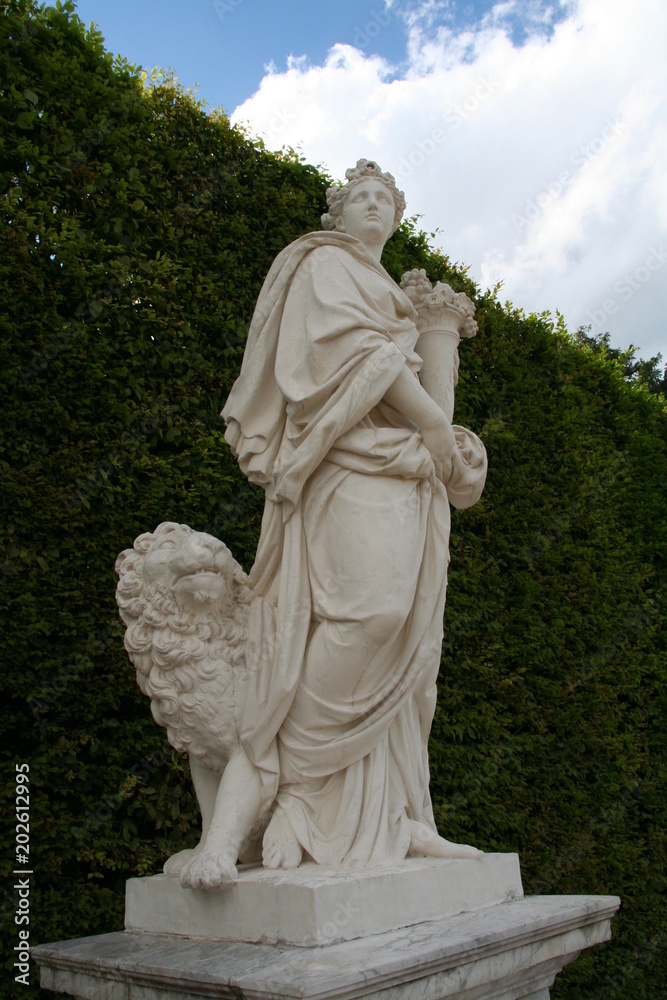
[1,3,665,998]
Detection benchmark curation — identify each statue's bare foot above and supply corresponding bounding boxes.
[262,807,303,870]
[179,847,238,889]
[238,831,264,865]
[408,820,483,860]
[163,846,200,877]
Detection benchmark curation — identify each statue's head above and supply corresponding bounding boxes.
[321,159,406,237]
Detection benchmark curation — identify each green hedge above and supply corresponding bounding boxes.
[1,3,665,998]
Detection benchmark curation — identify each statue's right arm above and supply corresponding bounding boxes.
[384,366,457,483]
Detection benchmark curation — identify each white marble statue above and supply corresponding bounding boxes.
[116,159,488,889]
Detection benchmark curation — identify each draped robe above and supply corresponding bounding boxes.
[222,232,487,865]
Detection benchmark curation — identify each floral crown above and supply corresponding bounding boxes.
[321,159,406,234]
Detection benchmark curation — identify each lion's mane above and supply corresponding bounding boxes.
[115,522,253,772]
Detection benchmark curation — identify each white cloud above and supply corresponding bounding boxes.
[231,0,667,361]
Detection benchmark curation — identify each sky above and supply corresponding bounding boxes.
[72,0,667,363]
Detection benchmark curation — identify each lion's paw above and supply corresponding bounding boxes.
[163,847,198,877]
[179,848,238,890]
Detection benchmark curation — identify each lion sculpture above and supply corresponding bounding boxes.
[115,521,265,888]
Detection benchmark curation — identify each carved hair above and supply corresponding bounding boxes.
[321,158,406,235]
[115,523,252,770]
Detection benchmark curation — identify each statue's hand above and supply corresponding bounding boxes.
[421,411,457,484]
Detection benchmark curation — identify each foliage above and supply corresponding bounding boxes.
[0,3,664,999]
[574,327,667,397]
[429,301,666,998]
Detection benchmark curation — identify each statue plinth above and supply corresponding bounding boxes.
[125,854,523,947]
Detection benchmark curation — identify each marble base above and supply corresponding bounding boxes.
[125,855,523,946]
[33,894,620,999]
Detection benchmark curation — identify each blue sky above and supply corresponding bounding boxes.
[77,0,409,112]
[71,1,667,361]
[73,1,568,115]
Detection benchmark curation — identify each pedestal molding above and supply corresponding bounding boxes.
[33,894,620,1000]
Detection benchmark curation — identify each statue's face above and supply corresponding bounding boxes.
[340,179,395,248]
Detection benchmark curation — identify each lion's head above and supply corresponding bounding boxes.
[116,520,244,619]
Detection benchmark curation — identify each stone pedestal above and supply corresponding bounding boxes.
[32,856,620,999]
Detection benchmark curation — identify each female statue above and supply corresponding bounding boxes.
[215,159,488,878]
